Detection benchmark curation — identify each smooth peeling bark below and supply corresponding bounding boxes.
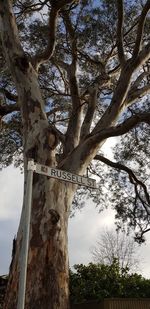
[4,175,76,309]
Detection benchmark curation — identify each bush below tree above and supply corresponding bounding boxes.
[70,262,150,304]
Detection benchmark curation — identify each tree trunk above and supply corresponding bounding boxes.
[4,173,75,309]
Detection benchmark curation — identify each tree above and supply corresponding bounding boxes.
[0,0,150,308]
[91,228,140,272]
[70,262,150,304]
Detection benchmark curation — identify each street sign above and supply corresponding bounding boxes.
[28,161,96,188]
[36,164,96,188]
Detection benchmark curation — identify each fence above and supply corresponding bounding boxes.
[71,298,150,309]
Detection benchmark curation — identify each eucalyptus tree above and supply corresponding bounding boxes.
[0,0,150,308]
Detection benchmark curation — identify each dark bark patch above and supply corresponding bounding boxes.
[30,193,46,247]
[30,222,43,247]
[43,128,59,151]
[9,237,16,271]
[23,90,43,114]
[33,172,40,185]
[4,36,13,49]
[14,55,30,73]
[0,9,4,17]
[26,145,38,162]
[49,209,60,225]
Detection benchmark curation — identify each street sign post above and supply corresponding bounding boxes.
[17,160,96,309]
[17,160,35,309]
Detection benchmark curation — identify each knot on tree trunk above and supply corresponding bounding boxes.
[49,209,60,225]
[44,127,59,150]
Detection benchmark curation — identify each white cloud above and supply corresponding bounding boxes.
[68,203,115,266]
[101,137,117,160]
[0,166,23,219]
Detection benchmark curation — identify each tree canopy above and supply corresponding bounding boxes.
[0,0,150,243]
[70,262,150,304]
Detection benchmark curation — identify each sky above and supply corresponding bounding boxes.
[0,141,150,278]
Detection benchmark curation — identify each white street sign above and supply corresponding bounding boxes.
[28,161,96,189]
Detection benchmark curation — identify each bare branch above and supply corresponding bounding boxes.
[62,10,78,67]
[51,56,69,72]
[90,112,150,142]
[106,17,139,64]
[64,67,82,153]
[92,65,133,135]
[130,71,149,90]
[46,106,70,117]
[94,154,150,208]
[16,0,50,16]
[108,64,121,76]
[0,88,18,102]
[132,0,150,58]
[126,82,150,106]
[116,0,125,65]
[32,7,58,71]
[48,124,65,145]
[58,11,82,154]
[80,88,97,140]
[0,0,24,61]
[50,0,78,9]
[138,228,150,238]
[50,56,82,152]
[131,41,150,71]
[0,102,20,117]
[78,50,105,71]
[32,0,77,71]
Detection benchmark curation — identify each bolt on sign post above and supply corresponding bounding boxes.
[17,160,96,309]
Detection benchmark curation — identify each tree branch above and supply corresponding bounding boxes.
[32,6,58,71]
[0,89,19,128]
[129,71,149,90]
[78,50,105,71]
[48,124,65,145]
[94,154,150,218]
[46,106,70,118]
[116,0,125,65]
[64,67,82,153]
[0,102,19,117]
[32,0,77,71]
[126,82,150,106]
[0,88,18,102]
[80,88,97,140]
[0,0,24,64]
[90,112,150,142]
[59,11,82,154]
[131,41,150,70]
[92,64,133,135]
[16,0,50,16]
[132,0,150,58]
[62,10,78,67]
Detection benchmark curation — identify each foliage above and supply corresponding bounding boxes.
[70,262,150,304]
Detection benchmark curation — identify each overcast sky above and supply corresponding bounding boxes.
[1,161,150,278]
